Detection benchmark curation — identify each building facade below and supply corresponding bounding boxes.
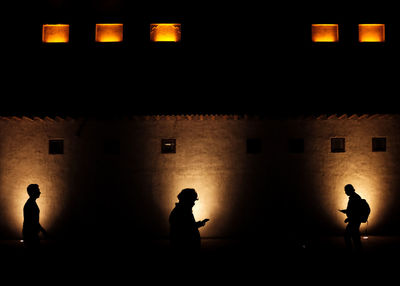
[0,114,399,241]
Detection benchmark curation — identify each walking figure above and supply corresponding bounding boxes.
[169,188,209,252]
[339,184,368,253]
[23,184,47,252]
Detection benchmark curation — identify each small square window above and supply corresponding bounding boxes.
[104,139,120,155]
[95,23,123,42]
[372,137,386,152]
[49,139,64,154]
[331,138,345,153]
[150,23,182,42]
[42,24,69,43]
[288,138,304,153]
[311,24,339,42]
[246,138,262,154]
[358,24,385,43]
[161,139,176,153]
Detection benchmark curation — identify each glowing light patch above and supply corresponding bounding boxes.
[95,24,124,42]
[42,24,69,43]
[150,23,181,42]
[311,24,339,42]
[329,175,384,234]
[358,24,385,42]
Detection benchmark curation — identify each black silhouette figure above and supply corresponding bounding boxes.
[169,188,209,252]
[23,184,47,251]
[339,184,363,252]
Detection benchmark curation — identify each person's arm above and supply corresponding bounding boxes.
[196,219,210,228]
[38,224,48,237]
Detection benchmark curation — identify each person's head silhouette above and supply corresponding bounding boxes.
[344,184,355,196]
[27,184,41,200]
[177,188,198,207]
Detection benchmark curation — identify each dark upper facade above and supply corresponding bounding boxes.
[3,1,399,117]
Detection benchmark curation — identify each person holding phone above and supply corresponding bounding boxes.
[169,188,209,253]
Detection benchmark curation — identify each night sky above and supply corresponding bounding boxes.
[3,1,399,117]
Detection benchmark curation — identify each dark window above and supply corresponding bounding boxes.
[246,138,262,154]
[288,138,304,153]
[331,138,345,153]
[49,139,64,154]
[161,139,176,153]
[372,137,386,152]
[104,139,120,155]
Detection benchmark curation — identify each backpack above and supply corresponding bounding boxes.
[359,199,371,223]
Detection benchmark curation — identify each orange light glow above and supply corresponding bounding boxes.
[0,168,64,238]
[311,24,339,42]
[155,172,224,237]
[318,156,387,235]
[358,24,385,42]
[42,24,69,43]
[95,23,123,42]
[150,23,181,42]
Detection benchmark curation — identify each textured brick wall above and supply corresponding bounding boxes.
[0,115,399,240]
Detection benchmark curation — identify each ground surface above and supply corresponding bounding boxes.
[1,236,399,283]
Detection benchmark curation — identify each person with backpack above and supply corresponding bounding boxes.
[339,184,370,253]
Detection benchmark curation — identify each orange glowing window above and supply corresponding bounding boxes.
[311,24,339,42]
[150,23,181,42]
[358,24,385,42]
[42,24,69,43]
[95,23,123,42]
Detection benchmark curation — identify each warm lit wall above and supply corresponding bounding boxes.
[0,117,81,238]
[282,116,400,238]
[1,115,400,240]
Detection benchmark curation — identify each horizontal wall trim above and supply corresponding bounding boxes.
[0,113,399,122]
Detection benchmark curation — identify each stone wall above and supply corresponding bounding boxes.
[0,115,399,240]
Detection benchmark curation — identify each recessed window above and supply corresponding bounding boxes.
[311,24,339,42]
[372,137,386,152]
[150,23,182,42]
[359,24,385,42]
[42,24,69,43]
[331,138,345,153]
[95,23,123,42]
[246,138,262,154]
[49,139,64,154]
[104,139,120,155]
[288,138,304,153]
[161,139,176,153]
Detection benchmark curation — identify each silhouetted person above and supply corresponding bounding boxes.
[23,184,47,252]
[339,184,362,253]
[169,188,209,253]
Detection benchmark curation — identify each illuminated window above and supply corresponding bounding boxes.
[42,24,69,43]
[49,139,64,154]
[161,139,176,153]
[358,24,385,42]
[372,137,386,152]
[104,139,120,155]
[331,138,345,153]
[150,23,182,42]
[311,24,339,42]
[246,138,262,154]
[95,23,123,42]
[288,138,304,153]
